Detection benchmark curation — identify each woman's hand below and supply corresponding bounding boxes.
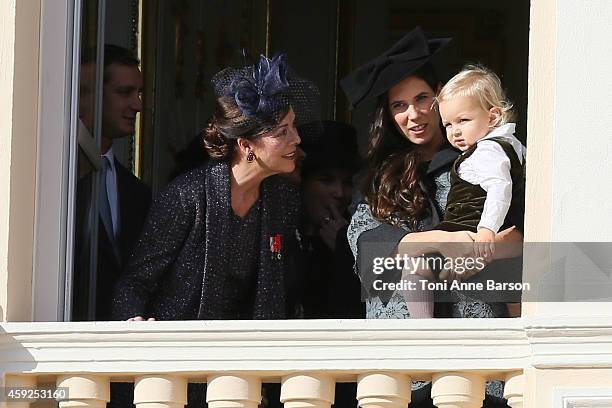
[436,230,477,259]
[127,316,156,321]
[318,204,348,251]
[436,231,479,280]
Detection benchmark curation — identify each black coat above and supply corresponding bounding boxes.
[299,226,365,319]
[112,160,300,321]
[73,159,151,321]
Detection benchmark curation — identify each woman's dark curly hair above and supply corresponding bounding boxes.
[203,96,289,161]
[363,63,443,230]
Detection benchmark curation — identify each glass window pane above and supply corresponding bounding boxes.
[72,0,104,321]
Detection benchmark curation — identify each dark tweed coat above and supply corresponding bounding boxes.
[112,160,300,321]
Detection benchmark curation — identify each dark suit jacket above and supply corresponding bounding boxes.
[73,159,151,321]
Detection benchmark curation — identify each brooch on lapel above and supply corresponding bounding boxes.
[269,233,283,260]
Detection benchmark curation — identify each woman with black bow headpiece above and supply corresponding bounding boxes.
[112,54,319,322]
[341,27,521,407]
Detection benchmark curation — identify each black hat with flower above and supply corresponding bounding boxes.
[212,53,321,140]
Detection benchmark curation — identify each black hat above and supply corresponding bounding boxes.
[211,53,321,139]
[340,27,451,108]
[299,120,362,175]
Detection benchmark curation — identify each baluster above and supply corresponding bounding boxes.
[56,375,110,408]
[281,374,335,408]
[134,375,187,408]
[431,372,485,408]
[206,375,261,408]
[356,372,411,408]
[503,371,524,408]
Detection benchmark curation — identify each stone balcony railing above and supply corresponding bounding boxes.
[1,317,612,408]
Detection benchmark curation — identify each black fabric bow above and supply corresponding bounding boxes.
[340,27,451,108]
[229,53,290,117]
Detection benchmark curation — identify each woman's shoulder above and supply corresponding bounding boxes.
[352,201,375,220]
[427,146,459,175]
[174,162,209,181]
[264,174,299,198]
[159,162,213,201]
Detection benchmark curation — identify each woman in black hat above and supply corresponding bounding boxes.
[342,26,522,319]
[296,120,364,319]
[112,53,319,322]
[341,27,521,407]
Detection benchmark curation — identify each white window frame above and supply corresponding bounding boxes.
[32,0,77,321]
[33,0,106,321]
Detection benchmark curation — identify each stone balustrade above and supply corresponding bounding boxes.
[0,371,524,408]
[2,317,612,408]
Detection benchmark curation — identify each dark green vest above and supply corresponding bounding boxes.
[438,137,525,233]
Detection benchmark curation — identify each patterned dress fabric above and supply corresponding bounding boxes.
[346,148,508,402]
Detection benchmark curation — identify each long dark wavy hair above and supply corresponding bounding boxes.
[363,64,443,230]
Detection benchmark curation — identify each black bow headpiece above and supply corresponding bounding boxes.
[340,27,451,108]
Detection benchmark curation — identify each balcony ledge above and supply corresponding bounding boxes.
[1,316,612,378]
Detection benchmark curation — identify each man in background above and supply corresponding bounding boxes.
[74,44,151,321]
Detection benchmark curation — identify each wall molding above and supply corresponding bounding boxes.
[554,388,612,408]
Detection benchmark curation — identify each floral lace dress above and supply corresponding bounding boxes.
[346,164,506,401]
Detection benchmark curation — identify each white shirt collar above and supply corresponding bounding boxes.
[479,123,517,142]
[477,122,525,163]
[102,147,116,173]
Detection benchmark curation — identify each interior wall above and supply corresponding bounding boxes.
[148,0,267,191]
[141,0,530,192]
[105,0,133,48]
[105,0,137,169]
[269,0,340,120]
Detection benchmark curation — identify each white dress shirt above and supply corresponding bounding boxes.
[101,148,120,238]
[456,123,526,233]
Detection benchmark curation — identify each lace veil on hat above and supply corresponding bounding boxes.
[211,53,322,140]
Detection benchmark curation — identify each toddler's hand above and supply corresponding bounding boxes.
[475,228,495,262]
